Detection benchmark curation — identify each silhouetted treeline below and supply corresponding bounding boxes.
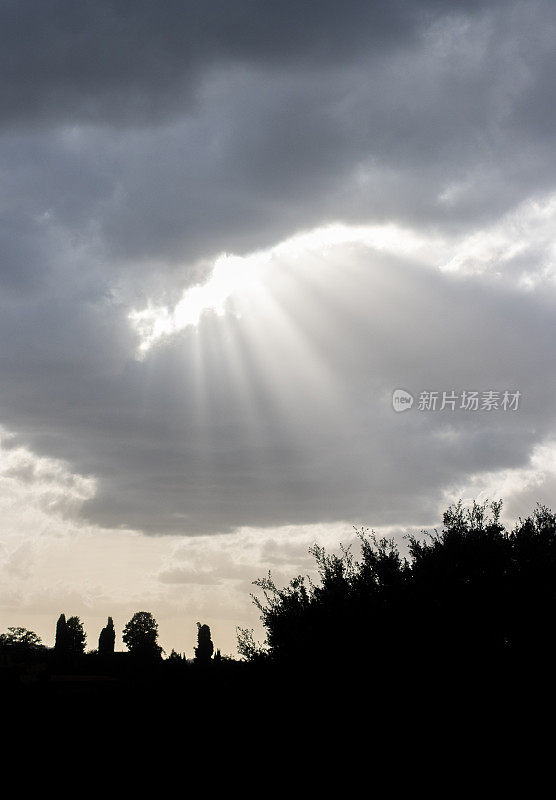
[239,500,556,676]
[3,500,556,704]
[0,609,221,697]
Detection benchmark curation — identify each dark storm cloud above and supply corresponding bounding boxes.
[1,0,556,534]
[0,0,499,129]
[1,0,553,282]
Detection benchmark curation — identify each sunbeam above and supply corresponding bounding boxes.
[127,222,443,355]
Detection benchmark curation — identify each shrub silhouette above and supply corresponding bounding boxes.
[242,500,556,670]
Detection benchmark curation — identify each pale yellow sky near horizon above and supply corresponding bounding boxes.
[1,424,555,656]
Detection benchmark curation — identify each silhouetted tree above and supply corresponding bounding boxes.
[122,611,162,659]
[0,627,43,653]
[407,500,509,661]
[242,499,556,672]
[98,617,115,656]
[237,627,268,662]
[66,616,86,655]
[505,503,556,659]
[195,623,214,664]
[55,613,69,654]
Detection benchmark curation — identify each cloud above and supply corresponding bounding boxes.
[0,429,96,529]
[2,213,556,535]
[2,1,554,286]
[1,0,556,543]
[158,568,221,586]
[0,0,499,130]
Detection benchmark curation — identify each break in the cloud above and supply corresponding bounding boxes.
[2,0,556,650]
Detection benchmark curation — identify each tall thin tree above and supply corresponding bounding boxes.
[55,613,68,654]
[98,616,116,656]
[195,622,214,664]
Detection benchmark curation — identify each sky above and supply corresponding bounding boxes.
[1,0,556,656]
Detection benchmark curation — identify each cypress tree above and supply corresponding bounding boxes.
[55,613,68,654]
[195,622,214,664]
[98,616,116,656]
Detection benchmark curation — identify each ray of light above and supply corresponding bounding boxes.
[127,220,444,355]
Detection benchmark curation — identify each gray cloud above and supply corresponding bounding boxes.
[1,1,553,286]
[1,1,555,537]
[0,0,499,129]
[1,243,554,533]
